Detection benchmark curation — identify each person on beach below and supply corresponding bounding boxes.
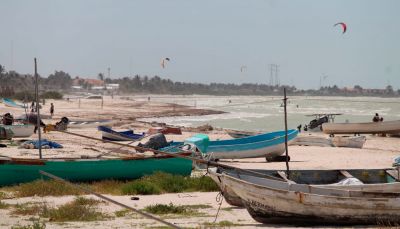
[25,113,46,134]
[297,124,302,133]
[50,103,54,117]
[30,101,35,112]
[372,113,380,122]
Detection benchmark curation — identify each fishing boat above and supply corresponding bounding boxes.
[290,136,333,147]
[98,126,145,141]
[0,153,193,187]
[68,119,113,128]
[148,127,182,135]
[212,167,400,225]
[166,130,298,160]
[0,124,35,138]
[208,167,400,207]
[322,120,400,135]
[331,136,366,148]
[224,129,258,139]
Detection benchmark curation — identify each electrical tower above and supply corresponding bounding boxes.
[269,64,279,86]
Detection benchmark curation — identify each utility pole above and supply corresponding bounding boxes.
[107,67,111,78]
[34,58,42,159]
[283,88,289,178]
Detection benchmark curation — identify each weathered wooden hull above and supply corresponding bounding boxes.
[225,129,258,139]
[209,168,400,208]
[290,136,333,147]
[223,171,400,225]
[322,120,400,134]
[331,136,366,148]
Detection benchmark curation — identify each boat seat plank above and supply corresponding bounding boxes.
[386,170,400,181]
[339,170,354,178]
[277,171,297,184]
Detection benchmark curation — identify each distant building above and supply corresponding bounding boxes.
[105,84,119,90]
[71,77,118,91]
[72,77,104,87]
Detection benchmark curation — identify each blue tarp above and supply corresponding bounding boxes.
[22,139,63,149]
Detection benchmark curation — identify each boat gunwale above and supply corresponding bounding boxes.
[222,171,400,201]
[0,152,192,165]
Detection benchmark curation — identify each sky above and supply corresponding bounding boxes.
[0,0,399,89]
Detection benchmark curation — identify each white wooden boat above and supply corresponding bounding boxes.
[322,120,400,135]
[68,120,113,129]
[290,136,333,147]
[0,124,35,138]
[208,167,400,208]
[220,168,400,225]
[224,129,259,138]
[331,136,366,148]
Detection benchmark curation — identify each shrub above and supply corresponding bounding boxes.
[40,91,63,99]
[41,197,107,222]
[121,172,218,195]
[11,221,46,229]
[13,180,82,197]
[144,203,188,215]
[121,181,161,195]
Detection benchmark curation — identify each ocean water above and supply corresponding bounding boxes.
[136,95,400,132]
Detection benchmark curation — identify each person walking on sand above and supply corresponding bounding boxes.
[50,103,54,118]
[30,101,35,112]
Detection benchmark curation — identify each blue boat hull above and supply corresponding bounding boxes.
[164,130,298,160]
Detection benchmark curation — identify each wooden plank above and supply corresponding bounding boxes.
[340,170,354,178]
[277,171,297,184]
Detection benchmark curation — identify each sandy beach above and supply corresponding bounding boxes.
[0,96,399,228]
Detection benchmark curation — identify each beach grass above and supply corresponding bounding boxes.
[114,209,130,217]
[41,197,108,222]
[0,200,10,209]
[121,172,218,195]
[144,203,210,217]
[11,197,109,222]
[203,220,236,227]
[13,180,82,197]
[3,172,218,197]
[144,203,188,215]
[12,202,48,216]
[11,221,46,229]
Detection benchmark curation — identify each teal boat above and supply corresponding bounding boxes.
[0,153,193,187]
[165,129,298,160]
[1,98,27,108]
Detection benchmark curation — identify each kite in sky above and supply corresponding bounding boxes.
[334,22,347,34]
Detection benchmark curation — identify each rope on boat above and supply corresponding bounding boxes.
[213,191,224,223]
[39,170,182,229]
[54,130,284,181]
